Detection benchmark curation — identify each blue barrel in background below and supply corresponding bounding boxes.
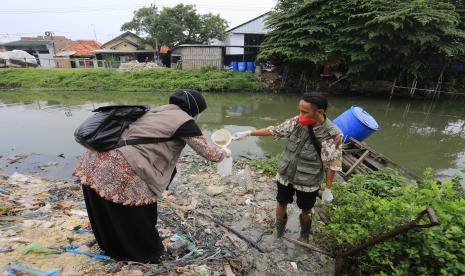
[230,61,238,71]
[238,62,247,72]
[333,106,380,143]
[246,62,255,73]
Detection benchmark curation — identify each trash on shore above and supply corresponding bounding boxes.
[0,149,334,275]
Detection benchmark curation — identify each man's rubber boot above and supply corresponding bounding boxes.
[299,213,312,243]
[275,214,288,238]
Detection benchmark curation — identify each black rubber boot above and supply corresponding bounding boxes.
[299,213,312,243]
[275,214,288,238]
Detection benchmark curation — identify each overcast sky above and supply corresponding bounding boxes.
[0,0,276,43]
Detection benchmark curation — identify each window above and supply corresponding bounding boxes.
[244,34,265,46]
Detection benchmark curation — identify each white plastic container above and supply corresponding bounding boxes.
[217,155,233,176]
[211,129,233,176]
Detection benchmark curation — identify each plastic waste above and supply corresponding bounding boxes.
[7,262,59,276]
[217,156,233,176]
[169,233,200,255]
[21,243,61,255]
[65,245,110,260]
[211,129,233,176]
[72,229,93,233]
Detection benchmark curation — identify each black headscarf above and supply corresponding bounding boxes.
[169,89,207,117]
[301,92,328,111]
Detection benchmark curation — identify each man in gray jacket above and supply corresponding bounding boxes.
[232,93,342,242]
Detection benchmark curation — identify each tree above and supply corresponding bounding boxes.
[258,0,465,77]
[121,4,228,49]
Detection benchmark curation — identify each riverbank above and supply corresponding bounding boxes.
[1,147,463,275]
[0,150,333,275]
[0,68,267,93]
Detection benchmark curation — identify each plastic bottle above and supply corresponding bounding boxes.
[217,150,233,176]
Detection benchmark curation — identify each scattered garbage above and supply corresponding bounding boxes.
[0,150,334,275]
[21,243,61,255]
[72,229,93,234]
[65,245,110,260]
[6,262,59,276]
[7,153,29,164]
[38,162,60,170]
[0,245,13,253]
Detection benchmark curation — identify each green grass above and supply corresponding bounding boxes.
[0,68,267,92]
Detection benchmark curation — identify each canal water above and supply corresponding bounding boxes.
[0,91,464,184]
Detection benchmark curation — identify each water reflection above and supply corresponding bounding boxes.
[0,92,464,183]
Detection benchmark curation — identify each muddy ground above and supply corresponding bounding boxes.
[0,150,334,275]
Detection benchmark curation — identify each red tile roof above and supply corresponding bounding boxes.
[160,45,170,54]
[63,40,101,57]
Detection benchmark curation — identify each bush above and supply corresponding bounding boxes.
[319,169,465,275]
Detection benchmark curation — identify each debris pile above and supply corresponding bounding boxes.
[118,61,163,72]
[0,150,334,275]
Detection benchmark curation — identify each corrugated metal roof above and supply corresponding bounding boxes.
[227,12,270,34]
[2,40,53,47]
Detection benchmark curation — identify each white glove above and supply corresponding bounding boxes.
[222,147,231,157]
[322,188,334,202]
[232,130,252,141]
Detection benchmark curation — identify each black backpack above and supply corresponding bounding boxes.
[74,105,172,152]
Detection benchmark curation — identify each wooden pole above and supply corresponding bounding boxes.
[389,78,396,100]
[282,236,334,257]
[345,150,370,176]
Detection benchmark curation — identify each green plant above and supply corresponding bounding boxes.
[250,155,280,176]
[318,168,465,275]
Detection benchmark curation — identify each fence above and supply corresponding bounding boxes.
[0,57,137,69]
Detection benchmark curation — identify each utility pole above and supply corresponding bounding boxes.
[153,0,159,63]
[45,31,59,68]
[91,24,98,43]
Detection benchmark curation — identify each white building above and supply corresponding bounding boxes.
[224,13,270,61]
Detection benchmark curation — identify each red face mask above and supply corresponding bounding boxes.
[298,114,316,126]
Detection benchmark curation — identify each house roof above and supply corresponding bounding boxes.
[110,38,140,49]
[226,12,270,33]
[63,40,101,57]
[159,45,170,54]
[1,40,53,47]
[93,49,157,54]
[101,31,141,49]
[100,31,170,53]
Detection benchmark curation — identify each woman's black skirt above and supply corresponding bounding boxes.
[82,185,164,263]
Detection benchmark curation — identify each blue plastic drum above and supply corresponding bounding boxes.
[230,61,238,71]
[246,62,255,73]
[333,106,380,143]
[238,62,247,72]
